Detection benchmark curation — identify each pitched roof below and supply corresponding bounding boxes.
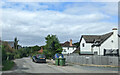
[61,41,76,47]
[80,32,113,46]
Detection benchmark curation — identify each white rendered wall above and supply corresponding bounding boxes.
[118,37,120,55]
[62,47,76,54]
[80,38,92,52]
[93,46,100,55]
[100,30,118,55]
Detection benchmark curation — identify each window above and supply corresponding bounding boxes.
[64,49,66,52]
[82,43,85,47]
[94,51,98,55]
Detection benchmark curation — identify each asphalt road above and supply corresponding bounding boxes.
[2,57,119,73]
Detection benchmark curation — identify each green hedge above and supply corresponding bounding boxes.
[2,60,15,71]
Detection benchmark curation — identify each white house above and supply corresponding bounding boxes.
[80,28,119,56]
[61,39,77,54]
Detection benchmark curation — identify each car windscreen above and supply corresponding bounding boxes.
[36,55,46,58]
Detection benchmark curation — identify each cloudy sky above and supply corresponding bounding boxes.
[1,1,118,46]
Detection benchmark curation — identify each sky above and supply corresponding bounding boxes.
[1,1,118,46]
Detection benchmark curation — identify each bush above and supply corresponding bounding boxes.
[2,60,15,71]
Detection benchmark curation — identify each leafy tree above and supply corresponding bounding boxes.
[73,42,80,48]
[31,45,41,51]
[44,35,62,59]
[2,42,15,52]
[2,45,7,61]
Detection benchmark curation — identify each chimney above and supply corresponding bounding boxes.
[112,28,117,30]
[112,28,118,49]
[70,39,72,46]
[112,28,118,35]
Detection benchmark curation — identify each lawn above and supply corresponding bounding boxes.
[2,60,15,71]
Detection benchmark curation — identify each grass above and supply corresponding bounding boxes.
[2,60,15,71]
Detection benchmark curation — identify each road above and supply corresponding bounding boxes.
[2,57,118,73]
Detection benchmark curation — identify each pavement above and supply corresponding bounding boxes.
[1,57,119,73]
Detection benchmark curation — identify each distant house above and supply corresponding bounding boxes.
[80,28,119,56]
[118,34,120,56]
[61,39,77,54]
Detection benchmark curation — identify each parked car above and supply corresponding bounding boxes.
[32,54,46,63]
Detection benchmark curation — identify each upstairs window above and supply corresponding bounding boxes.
[82,43,85,47]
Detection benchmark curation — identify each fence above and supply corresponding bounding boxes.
[64,55,119,66]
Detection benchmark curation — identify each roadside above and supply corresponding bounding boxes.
[47,58,119,68]
[2,60,15,71]
[47,59,118,73]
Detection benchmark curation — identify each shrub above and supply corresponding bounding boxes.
[2,60,15,71]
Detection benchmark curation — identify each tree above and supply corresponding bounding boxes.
[44,35,62,59]
[73,42,80,48]
[31,45,41,51]
[2,42,15,61]
[14,37,19,50]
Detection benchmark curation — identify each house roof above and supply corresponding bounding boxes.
[80,32,113,46]
[61,41,76,47]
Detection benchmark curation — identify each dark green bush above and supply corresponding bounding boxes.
[2,60,15,71]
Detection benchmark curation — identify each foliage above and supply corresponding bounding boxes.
[43,34,62,59]
[2,60,15,71]
[73,42,80,48]
[2,40,42,70]
[2,42,15,52]
[2,43,15,71]
[2,42,15,61]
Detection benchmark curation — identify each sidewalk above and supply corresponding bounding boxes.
[47,59,119,68]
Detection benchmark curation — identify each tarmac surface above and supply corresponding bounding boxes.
[1,57,119,73]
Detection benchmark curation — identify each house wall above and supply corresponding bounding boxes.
[80,38,92,52]
[100,30,118,55]
[62,47,76,54]
[93,46,100,55]
[118,37,120,55]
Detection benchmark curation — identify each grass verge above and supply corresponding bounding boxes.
[2,60,15,71]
